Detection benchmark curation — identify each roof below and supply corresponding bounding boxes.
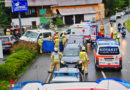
[58,7,96,15]
[5,0,57,7]
[55,0,102,6]
[26,29,54,34]
[5,0,102,7]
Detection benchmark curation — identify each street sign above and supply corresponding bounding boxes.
[40,17,47,23]
[40,9,46,15]
[0,40,3,59]
[12,0,28,12]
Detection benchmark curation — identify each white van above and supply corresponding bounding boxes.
[20,29,55,42]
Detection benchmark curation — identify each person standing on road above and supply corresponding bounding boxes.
[54,36,60,51]
[79,47,90,75]
[113,32,118,40]
[48,35,52,41]
[62,35,67,48]
[49,48,63,73]
[38,36,43,54]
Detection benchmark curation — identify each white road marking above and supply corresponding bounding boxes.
[101,70,107,78]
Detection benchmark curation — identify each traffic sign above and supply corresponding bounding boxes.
[40,9,46,15]
[40,17,47,23]
[12,0,28,12]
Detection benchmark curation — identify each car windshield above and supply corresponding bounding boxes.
[98,47,120,55]
[24,31,39,38]
[68,38,83,44]
[63,48,80,56]
[0,37,9,43]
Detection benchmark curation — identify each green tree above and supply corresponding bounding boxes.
[0,0,11,26]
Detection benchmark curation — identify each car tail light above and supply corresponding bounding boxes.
[120,57,122,61]
[6,42,12,45]
[96,57,99,61]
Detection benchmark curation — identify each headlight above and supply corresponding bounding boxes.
[61,61,65,64]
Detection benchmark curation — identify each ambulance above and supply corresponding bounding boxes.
[67,23,98,43]
[94,39,122,70]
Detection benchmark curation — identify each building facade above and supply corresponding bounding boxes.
[5,0,105,27]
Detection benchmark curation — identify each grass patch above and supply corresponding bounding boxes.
[125,20,130,32]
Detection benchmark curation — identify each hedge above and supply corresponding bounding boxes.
[0,50,37,80]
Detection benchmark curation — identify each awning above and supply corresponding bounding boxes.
[58,7,96,16]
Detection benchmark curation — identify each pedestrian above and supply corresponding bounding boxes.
[111,32,114,39]
[48,35,52,41]
[6,29,10,35]
[38,36,43,54]
[113,32,117,40]
[49,48,63,73]
[98,32,102,39]
[54,36,60,51]
[79,47,90,75]
[14,30,21,39]
[62,35,67,48]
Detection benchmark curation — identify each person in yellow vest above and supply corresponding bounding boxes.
[49,48,63,73]
[113,32,117,40]
[55,31,59,38]
[48,35,52,41]
[62,35,67,48]
[79,47,90,75]
[38,36,43,54]
[54,36,60,50]
[6,29,10,35]
[100,26,104,37]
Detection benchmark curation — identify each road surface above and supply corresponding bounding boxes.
[17,14,130,84]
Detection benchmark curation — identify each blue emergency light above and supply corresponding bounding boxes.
[54,72,79,77]
[97,39,119,45]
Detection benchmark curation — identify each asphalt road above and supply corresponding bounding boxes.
[17,14,130,84]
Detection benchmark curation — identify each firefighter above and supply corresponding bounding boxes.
[54,36,60,50]
[113,32,117,40]
[79,47,90,75]
[48,35,52,41]
[38,36,43,54]
[62,35,67,48]
[49,48,63,73]
[6,29,10,35]
[53,31,59,40]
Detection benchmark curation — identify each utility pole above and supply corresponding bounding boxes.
[18,12,22,35]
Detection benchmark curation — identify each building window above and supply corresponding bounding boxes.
[25,8,36,15]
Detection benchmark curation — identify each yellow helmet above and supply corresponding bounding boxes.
[114,32,117,35]
[100,27,104,29]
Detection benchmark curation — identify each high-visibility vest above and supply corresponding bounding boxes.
[113,35,117,39]
[54,39,60,46]
[79,51,88,61]
[51,52,63,61]
[48,36,52,41]
[62,37,67,45]
[38,39,43,46]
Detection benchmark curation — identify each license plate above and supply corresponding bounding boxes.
[105,59,113,61]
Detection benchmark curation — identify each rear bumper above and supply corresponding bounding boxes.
[96,61,122,69]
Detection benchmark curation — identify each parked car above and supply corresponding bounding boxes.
[115,12,122,19]
[121,12,125,16]
[50,68,82,83]
[20,29,55,42]
[110,15,116,22]
[61,44,81,68]
[0,35,18,51]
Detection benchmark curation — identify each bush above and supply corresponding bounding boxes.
[11,41,39,54]
[0,50,38,80]
[55,17,64,28]
[45,21,51,29]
